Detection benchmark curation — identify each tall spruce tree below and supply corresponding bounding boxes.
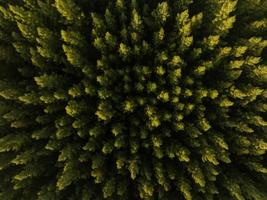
[0,0,266,199]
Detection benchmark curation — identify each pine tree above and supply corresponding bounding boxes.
[0,0,267,199]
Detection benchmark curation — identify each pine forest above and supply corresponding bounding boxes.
[0,0,267,199]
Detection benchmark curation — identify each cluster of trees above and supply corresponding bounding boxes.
[0,0,266,199]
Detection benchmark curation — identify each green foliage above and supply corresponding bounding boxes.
[0,0,267,199]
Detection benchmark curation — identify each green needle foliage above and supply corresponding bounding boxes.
[0,0,267,199]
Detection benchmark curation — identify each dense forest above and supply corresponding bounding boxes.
[0,0,266,199]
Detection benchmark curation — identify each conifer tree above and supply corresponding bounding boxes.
[0,0,267,199]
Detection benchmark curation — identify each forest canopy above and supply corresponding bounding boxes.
[0,0,267,199]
